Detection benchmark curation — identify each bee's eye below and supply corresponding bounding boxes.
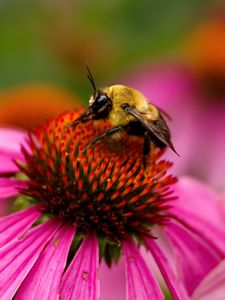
[96,94,108,107]
[91,92,112,116]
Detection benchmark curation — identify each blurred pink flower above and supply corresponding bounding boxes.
[0,112,225,299]
[124,63,225,190]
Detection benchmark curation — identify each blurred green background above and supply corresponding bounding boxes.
[0,0,223,99]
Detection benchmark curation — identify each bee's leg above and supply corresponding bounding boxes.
[79,116,94,124]
[66,108,94,129]
[143,132,151,168]
[66,116,94,129]
[82,126,123,153]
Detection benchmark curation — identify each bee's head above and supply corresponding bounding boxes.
[85,65,112,119]
[66,67,113,129]
[88,90,112,119]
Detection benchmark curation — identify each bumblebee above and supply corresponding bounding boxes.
[68,67,178,167]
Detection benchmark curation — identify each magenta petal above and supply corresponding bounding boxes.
[0,152,22,173]
[165,221,222,295]
[172,177,225,230]
[0,218,62,300]
[0,178,28,199]
[0,199,8,217]
[0,127,29,174]
[60,234,99,300]
[123,238,164,300]
[16,223,75,300]
[144,237,189,300]
[0,128,28,153]
[171,208,225,255]
[171,177,225,254]
[0,205,42,248]
[100,255,126,300]
[191,260,225,300]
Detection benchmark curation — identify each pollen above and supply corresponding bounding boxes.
[19,111,177,241]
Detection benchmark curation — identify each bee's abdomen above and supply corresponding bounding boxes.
[124,121,146,136]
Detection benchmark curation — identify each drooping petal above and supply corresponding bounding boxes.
[0,178,28,199]
[60,234,99,300]
[0,127,31,174]
[100,255,126,300]
[0,127,28,153]
[0,218,62,300]
[173,177,225,230]
[0,152,23,173]
[16,223,75,300]
[165,221,222,295]
[191,259,225,300]
[0,204,42,248]
[171,208,225,254]
[144,237,189,300]
[123,238,164,300]
[0,198,8,217]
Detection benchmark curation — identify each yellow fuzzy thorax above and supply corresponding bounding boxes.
[101,85,158,127]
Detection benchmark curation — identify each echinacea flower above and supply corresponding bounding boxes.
[1,111,225,300]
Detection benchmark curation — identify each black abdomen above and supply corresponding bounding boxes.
[124,121,167,149]
[124,121,146,136]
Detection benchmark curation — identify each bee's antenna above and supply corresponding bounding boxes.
[86,63,97,92]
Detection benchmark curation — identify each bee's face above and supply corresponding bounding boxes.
[89,90,113,118]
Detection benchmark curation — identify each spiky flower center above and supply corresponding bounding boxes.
[19,111,176,242]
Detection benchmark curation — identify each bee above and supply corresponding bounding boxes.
[67,67,178,167]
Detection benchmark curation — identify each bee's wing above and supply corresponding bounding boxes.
[158,107,172,121]
[123,104,178,155]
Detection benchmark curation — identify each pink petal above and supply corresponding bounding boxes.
[0,205,42,248]
[0,198,9,217]
[0,152,23,173]
[0,218,62,300]
[123,238,164,300]
[173,177,225,230]
[0,127,32,174]
[16,223,76,300]
[171,208,225,255]
[171,177,225,254]
[144,237,189,300]
[60,234,99,300]
[191,260,225,300]
[165,221,222,295]
[99,255,126,300]
[0,178,28,199]
[0,127,28,153]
